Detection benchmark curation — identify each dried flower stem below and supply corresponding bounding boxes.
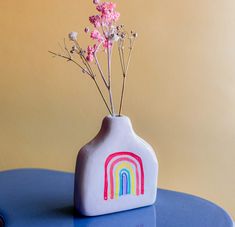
[118,42,125,73]
[118,37,135,115]
[73,40,95,77]
[92,77,112,114]
[48,51,91,75]
[94,43,109,88]
[63,38,71,58]
[107,44,115,115]
[125,38,135,75]
[50,2,137,116]
[48,50,112,115]
[78,55,112,115]
[121,42,126,70]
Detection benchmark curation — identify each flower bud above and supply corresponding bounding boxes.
[84,27,89,33]
[68,32,78,41]
[93,0,99,5]
[133,32,138,38]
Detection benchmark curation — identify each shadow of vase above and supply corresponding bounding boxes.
[74,205,156,227]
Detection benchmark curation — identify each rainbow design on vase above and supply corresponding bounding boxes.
[104,151,144,200]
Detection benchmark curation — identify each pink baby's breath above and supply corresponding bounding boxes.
[90,29,104,42]
[86,44,98,62]
[96,2,120,26]
[96,2,116,13]
[86,54,94,62]
[89,15,101,28]
[112,11,120,21]
[103,38,112,49]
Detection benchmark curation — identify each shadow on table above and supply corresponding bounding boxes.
[54,205,156,227]
[53,205,156,227]
[0,216,4,227]
[72,205,156,227]
[47,206,156,227]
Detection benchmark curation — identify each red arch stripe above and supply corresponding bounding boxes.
[104,152,144,200]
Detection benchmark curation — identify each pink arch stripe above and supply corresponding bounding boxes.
[104,152,144,200]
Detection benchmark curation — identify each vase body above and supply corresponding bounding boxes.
[74,115,158,216]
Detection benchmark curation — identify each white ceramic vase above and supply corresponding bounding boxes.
[74,115,158,216]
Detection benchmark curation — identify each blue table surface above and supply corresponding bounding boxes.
[0,169,233,227]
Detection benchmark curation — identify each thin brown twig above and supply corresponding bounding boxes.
[118,40,125,74]
[120,39,126,73]
[94,42,109,88]
[73,40,94,76]
[48,51,91,76]
[73,39,113,115]
[118,74,126,116]
[80,54,94,77]
[63,38,71,58]
[125,38,135,75]
[107,44,115,115]
[58,42,65,54]
[92,77,112,115]
[118,37,136,115]
[49,50,112,114]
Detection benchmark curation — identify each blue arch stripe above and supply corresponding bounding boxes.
[119,168,131,196]
[122,172,128,194]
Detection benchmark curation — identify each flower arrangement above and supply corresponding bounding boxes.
[49,0,137,116]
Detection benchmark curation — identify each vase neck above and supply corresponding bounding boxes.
[100,115,134,135]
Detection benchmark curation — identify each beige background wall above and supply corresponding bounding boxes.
[0,0,234,219]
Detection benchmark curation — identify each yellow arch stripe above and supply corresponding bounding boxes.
[114,162,135,199]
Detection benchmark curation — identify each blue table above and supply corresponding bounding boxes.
[0,169,233,227]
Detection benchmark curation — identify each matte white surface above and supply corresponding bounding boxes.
[74,116,158,216]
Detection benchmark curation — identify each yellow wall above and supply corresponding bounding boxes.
[0,0,234,219]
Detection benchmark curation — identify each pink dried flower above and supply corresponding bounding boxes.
[96,2,120,25]
[112,11,120,21]
[86,44,97,62]
[96,2,116,13]
[86,54,94,62]
[90,29,104,42]
[87,45,94,54]
[89,15,101,28]
[103,38,112,49]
